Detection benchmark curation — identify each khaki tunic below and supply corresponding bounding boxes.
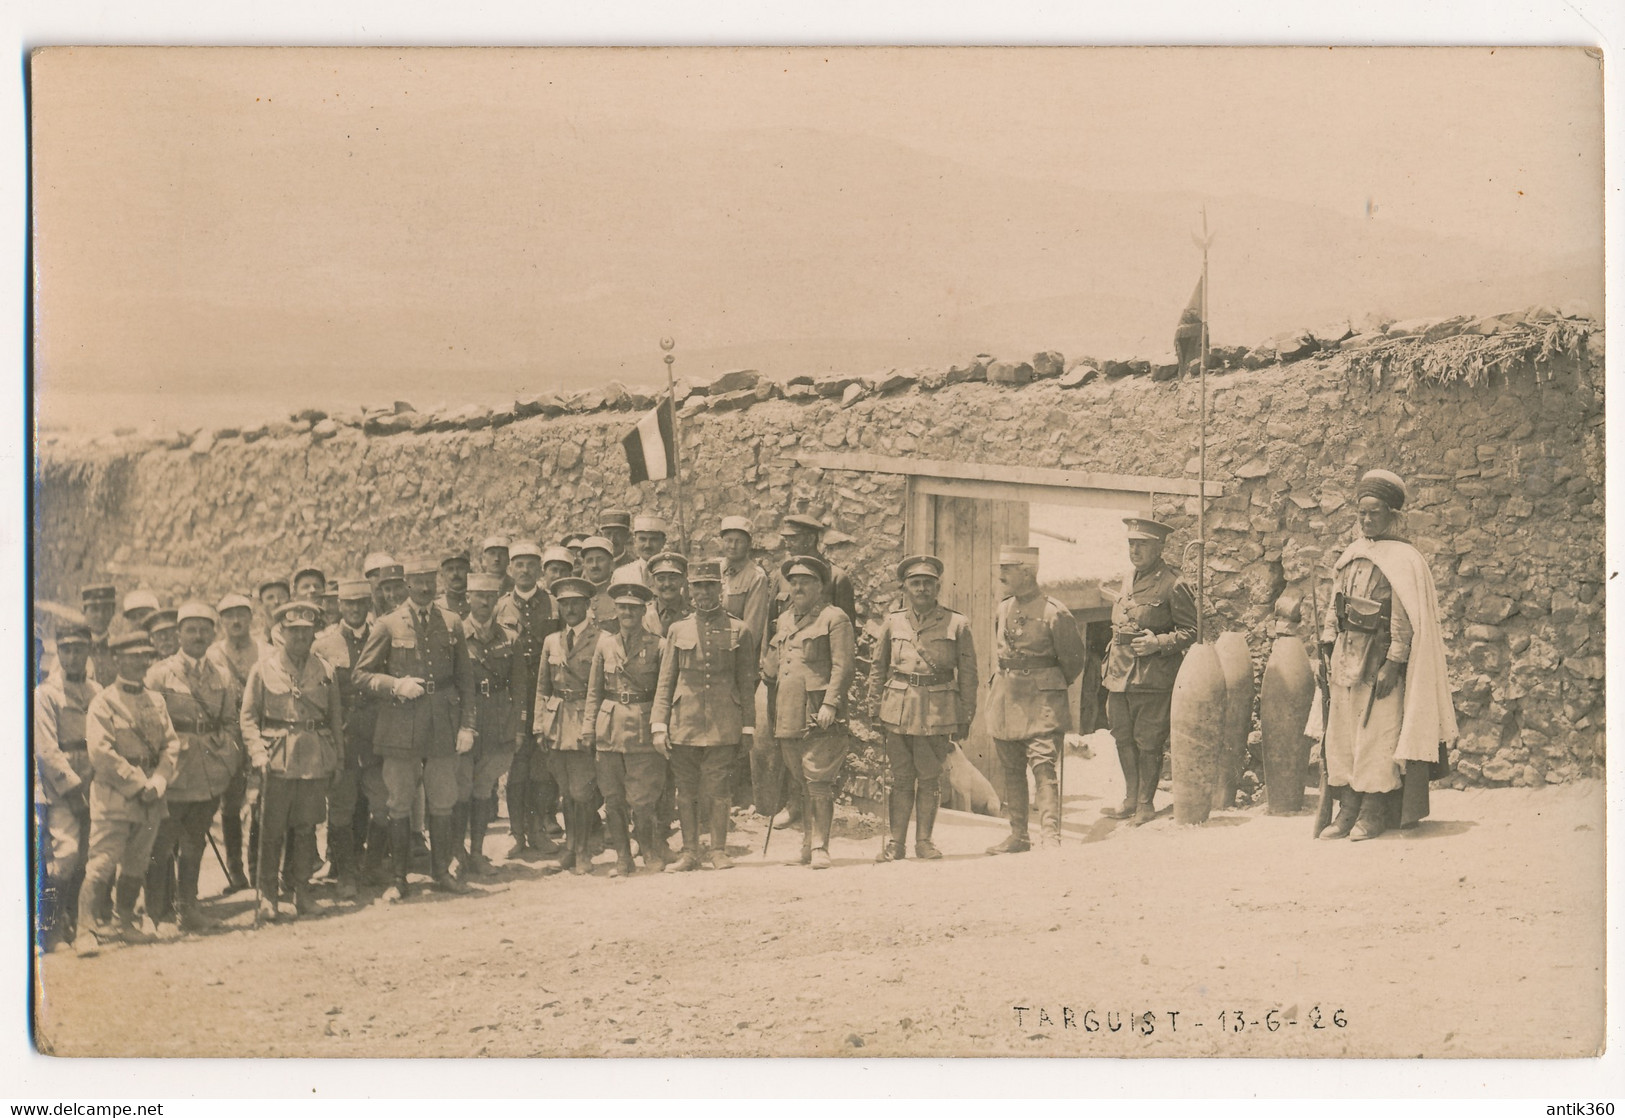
[493,586,559,731]
[1102,559,1199,693]
[652,608,759,747]
[34,672,99,806]
[763,604,855,739]
[144,652,244,802]
[721,559,772,647]
[239,649,344,780]
[352,602,477,759]
[587,582,619,634]
[533,621,597,751]
[868,605,979,735]
[463,615,528,748]
[85,682,182,825]
[587,627,665,753]
[312,622,379,768]
[986,593,1085,739]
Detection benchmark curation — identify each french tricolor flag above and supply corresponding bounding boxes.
[622,398,677,483]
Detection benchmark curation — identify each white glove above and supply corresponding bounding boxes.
[394,677,426,701]
[455,727,476,754]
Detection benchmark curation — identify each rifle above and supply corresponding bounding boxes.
[1305,575,1335,839]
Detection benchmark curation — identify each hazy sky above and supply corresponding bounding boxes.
[32,46,1603,414]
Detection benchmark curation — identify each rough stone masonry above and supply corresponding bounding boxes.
[34,308,1605,793]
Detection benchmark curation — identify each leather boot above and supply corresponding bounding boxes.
[429,814,473,893]
[987,765,1030,854]
[506,775,531,858]
[607,803,636,878]
[1318,787,1363,840]
[328,823,358,899]
[553,800,578,873]
[1102,744,1139,819]
[1350,790,1389,842]
[1033,762,1061,847]
[293,829,320,916]
[114,876,155,945]
[914,780,943,860]
[448,801,472,877]
[385,817,414,902]
[466,798,497,877]
[708,798,734,870]
[876,782,910,862]
[222,799,249,894]
[635,809,667,872]
[809,790,834,869]
[528,781,561,856]
[796,784,814,865]
[1133,750,1162,826]
[667,796,702,872]
[72,877,102,955]
[775,771,804,830]
[176,836,220,931]
[363,817,391,886]
[569,803,592,876]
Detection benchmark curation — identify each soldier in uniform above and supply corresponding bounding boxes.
[208,592,263,893]
[495,541,562,858]
[292,565,327,604]
[868,556,979,861]
[585,581,667,876]
[312,579,382,897]
[144,602,243,931]
[645,552,692,637]
[598,509,634,570]
[256,578,291,644]
[320,579,342,633]
[77,632,180,955]
[763,555,855,869]
[480,535,511,580]
[461,573,529,877]
[120,589,160,636]
[772,514,857,624]
[533,577,600,875]
[80,583,119,686]
[240,602,344,921]
[561,534,589,575]
[578,535,621,634]
[651,560,758,872]
[144,609,181,660]
[363,552,397,620]
[542,545,576,587]
[351,557,478,899]
[1103,518,1198,825]
[614,515,669,585]
[718,516,772,810]
[986,545,1086,853]
[33,617,99,952]
[437,549,472,618]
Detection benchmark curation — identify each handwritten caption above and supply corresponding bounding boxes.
[1011,1005,1349,1037]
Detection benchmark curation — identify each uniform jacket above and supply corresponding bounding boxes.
[868,604,979,735]
[240,648,344,779]
[721,559,772,647]
[645,598,691,638]
[651,608,759,747]
[435,591,470,619]
[352,601,477,759]
[1102,559,1199,693]
[313,621,378,768]
[587,582,619,634]
[85,680,181,824]
[763,603,854,739]
[587,626,665,753]
[494,584,559,730]
[86,634,116,691]
[207,637,268,698]
[145,651,244,801]
[34,671,100,806]
[612,557,648,586]
[463,614,528,749]
[987,592,1085,739]
[533,620,597,751]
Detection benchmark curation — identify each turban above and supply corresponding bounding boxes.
[1357,469,1408,510]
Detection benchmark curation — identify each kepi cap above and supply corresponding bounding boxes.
[376,563,406,584]
[176,601,218,625]
[562,534,589,550]
[217,593,254,614]
[1123,517,1174,541]
[578,535,614,557]
[610,581,655,606]
[53,610,93,645]
[508,540,544,562]
[467,574,504,594]
[110,632,157,656]
[81,583,118,604]
[548,577,595,601]
[363,552,396,577]
[719,515,753,537]
[257,577,290,597]
[480,535,511,553]
[688,559,723,584]
[402,556,440,577]
[142,609,179,634]
[122,589,160,615]
[440,550,471,569]
[647,551,689,578]
[897,555,944,582]
[291,565,326,586]
[997,545,1040,567]
[783,513,827,534]
[780,554,830,584]
[336,579,372,601]
[597,509,632,531]
[541,546,576,569]
[632,515,669,534]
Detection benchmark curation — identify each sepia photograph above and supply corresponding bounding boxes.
[22,39,1611,1076]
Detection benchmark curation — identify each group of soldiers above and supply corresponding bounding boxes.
[35,467,1443,958]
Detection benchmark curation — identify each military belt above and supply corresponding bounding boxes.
[554,689,587,701]
[890,669,956,686]
[998,656,1059,672]
[476,680,509,698]
[169,717,222,734]
[264,717,323,732]
[613,689,656,705]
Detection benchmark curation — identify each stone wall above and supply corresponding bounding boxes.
[35,310,1605,791]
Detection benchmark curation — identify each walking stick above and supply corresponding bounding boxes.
[250,772,265,925]
[1305,576,1335,839]
[206,829,230,880]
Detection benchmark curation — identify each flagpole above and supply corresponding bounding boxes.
[659,336,689,551]
[1196,206,1211,644]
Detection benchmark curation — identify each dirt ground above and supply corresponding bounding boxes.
[34,734,1607,1060]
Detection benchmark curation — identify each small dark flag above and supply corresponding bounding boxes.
[1174,275,1205,371]
[623,398,677,483]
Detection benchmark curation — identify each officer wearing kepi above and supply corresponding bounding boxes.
[80,583,119,685]
[312,579,383,897]
[494,541,562,858]
[585,581,667,876]
[868,556,978,861]
[460,573,528,877]
[985,546,1085,854]
[33,616,100,952]
[577,536,621,634]
[352,557,479,900]
[1102,517,1197,825]
[533,576,601,874]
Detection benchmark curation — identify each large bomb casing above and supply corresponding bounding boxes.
[1212,631,1253,811]
[1169,642,1226,825]
[1260,635,1316,814]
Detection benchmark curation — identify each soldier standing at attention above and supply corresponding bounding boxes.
[208,592,264,894]
[240,603,344,921]
[80,584,119,686]
[33,616,99,952]
[313,579,382,897]
[986,546,1085,854]
[584,581,667,876]
[645,552,692,637]
[652,560,758,872]
[461,573,529,877]
[77,632,180,955]
[495,541,563,859]
[437,549,472,618]
[144,602,243,932]
[533,577,600,875]
[598,510,634,571]
[1102,518,1198,826]
[577,536,621,635]
[352,557,478,900]
[763,555,855,869]
[868,556,978,862]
